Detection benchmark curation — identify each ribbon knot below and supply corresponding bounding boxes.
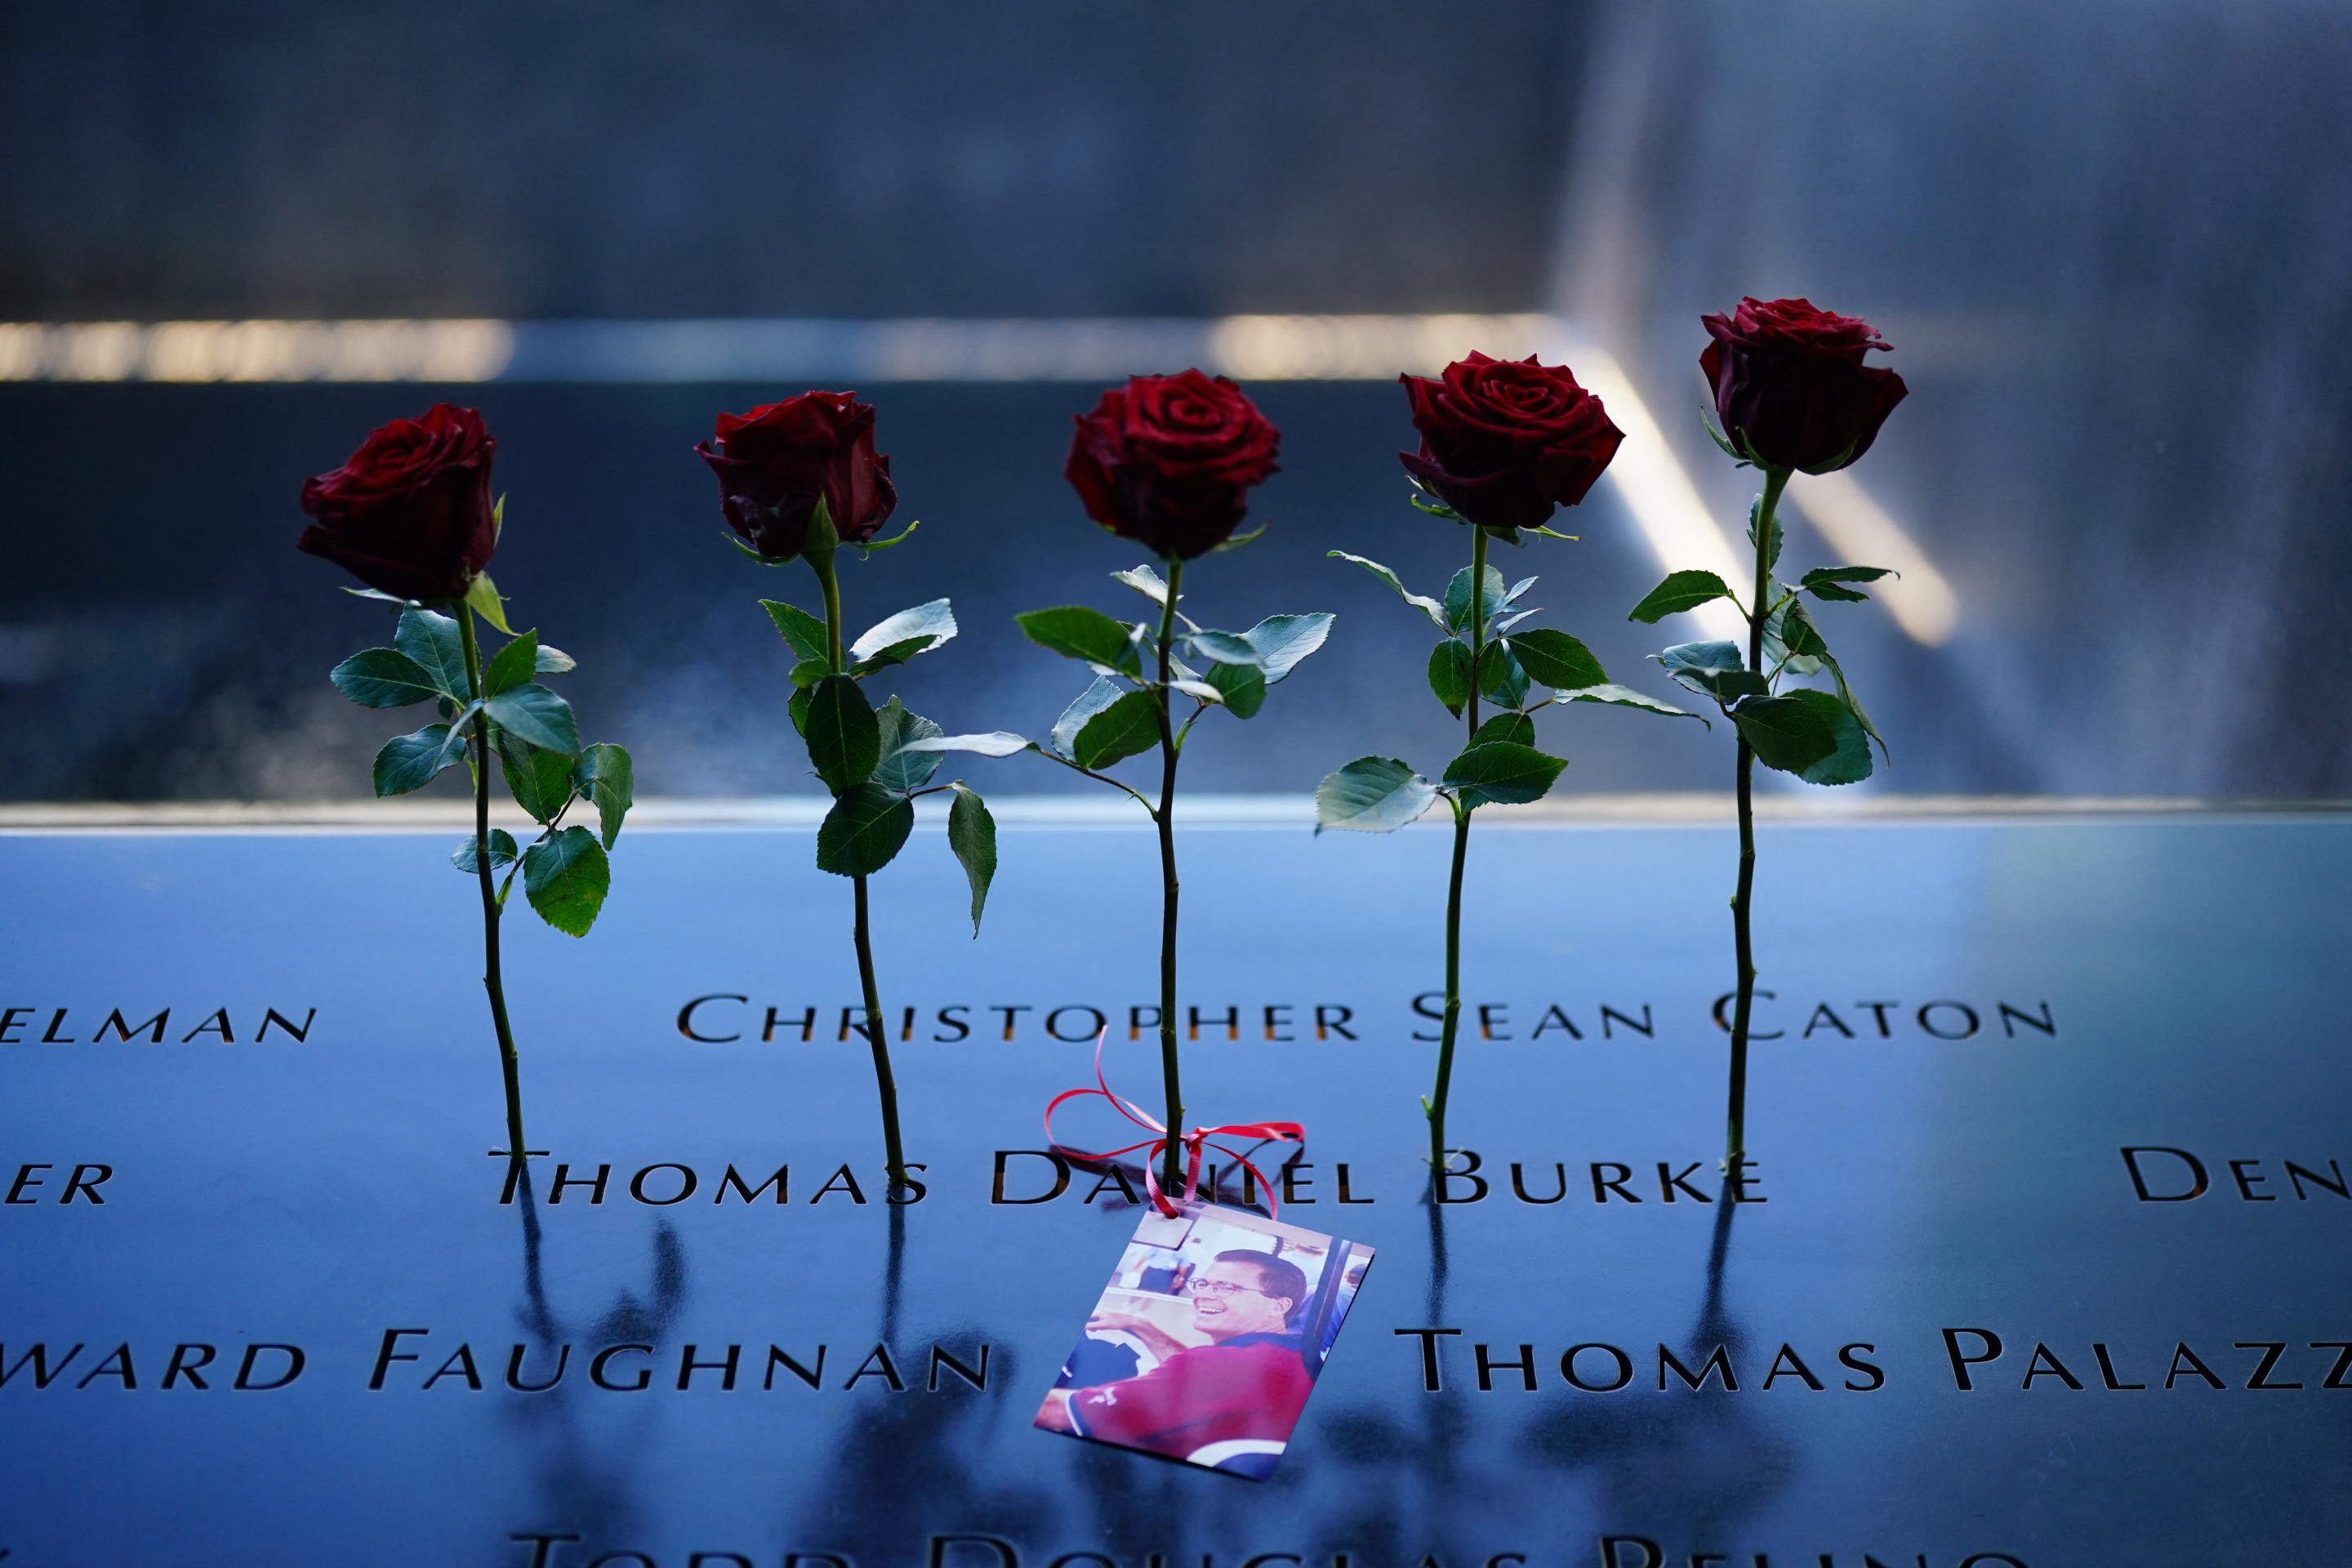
[1045,1031,1305,1218]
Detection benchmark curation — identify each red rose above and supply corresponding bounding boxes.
[1700,298,1908,474]
[697,390,898,559]
[1398,352,1624,532]
[296,403,497,603]
[1065,370,1281,560]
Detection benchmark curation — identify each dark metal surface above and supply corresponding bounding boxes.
[3,817,2348,1566]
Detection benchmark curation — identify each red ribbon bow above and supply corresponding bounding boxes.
[1045,1031,1305,1218]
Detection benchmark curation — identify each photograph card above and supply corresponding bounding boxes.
[1033,1200,1374,1479]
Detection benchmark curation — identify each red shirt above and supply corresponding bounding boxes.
[1067,1333,1313,1459]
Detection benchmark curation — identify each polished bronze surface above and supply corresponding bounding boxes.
[2,817,2345,1565]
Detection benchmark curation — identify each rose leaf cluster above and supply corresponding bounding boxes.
[330,607,633,936]
[753,575,1022,925]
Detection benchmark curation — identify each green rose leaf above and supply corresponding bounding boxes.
[483,684,581,756]
[1655,640,1751,698]
[1111,564,1171,606]
[1505,628,1606,689]
[329,648,440,709]
[1428,639,1473,717]
[1555,684,1704,724]
[496,729,576,824]
[523,826,611,936]
[1629,570,1736,624]
[1205,660,1266,719]
[1315,756,1439,833]
[851,638,932,677]
[872,697,942,793]
[786,658,830,690]
[1329,550,1446,630]
[1246,613,1334,683]
[1017,605,1143,675]
[850,598,957,669]
[1801,565,1893,604]
[483,630,540,697]
[1049,677,1124,760]
[1187,629,1256,664]
[893,732,1032,759]
[1187,613,1334,684]
[788,688,811,737]
[574,742,635,848]
[1471,712,1536,748]
[815,783,915,877]
[534,644,577,675]
[372,720,470,796]
[947,782,998,936]
[1817,648,1888,758]
[1784,688,1873,784]
[1443,564,1509,636]
[1477,641,1531,710]
[1730,693,1841,774]
[804,675,881,793]
[393,609,470,700]
[464,571,514,635]
[451,829,519,874]
[1441,741,1567,807]
[760,599,831,663]
[1765,595,1828,675]
[1072,688,1163,769]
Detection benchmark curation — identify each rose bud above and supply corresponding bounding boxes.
[1700,297,1909,474]
[1065,369,1281,560]
[296,403,497,603]
[696,390,898,560]
[1398,352,1624,532]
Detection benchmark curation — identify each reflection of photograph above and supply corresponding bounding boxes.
[1034,1200,1373,1480]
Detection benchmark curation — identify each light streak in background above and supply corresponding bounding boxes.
[0,319,514,383]
[1562,341,1752,644]
[0,313,1950,646]
[1781,470,1960,645]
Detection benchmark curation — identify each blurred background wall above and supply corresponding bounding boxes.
[2,0,2346,800]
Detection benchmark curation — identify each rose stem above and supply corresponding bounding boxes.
[1428,525,1488,1174]
[811,546,908,1193]
[455,604,528,1166]
[1725,465,1790,1169]
[1151,553,1187,1197]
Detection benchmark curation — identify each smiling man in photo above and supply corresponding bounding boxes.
[1036,1250,1316,1462]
